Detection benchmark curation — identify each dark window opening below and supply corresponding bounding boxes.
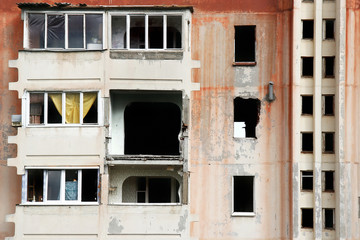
[30,93,44,124]
[234,98,261,138]
[48,93,62,124]
[325,20,335,39]
[167,16,182,49]
[323,132,334,153]
[302,57,314,77]
[302,208,314,228]
[302,20,314,39]
[149,16,163,49]
[301,171,313,190]
[148,178,172,203]
[27,169,43,202]
[235,26,256,62]
[124,102,181,155]
[81,169,98,202]
[324,57,335,78]
[301,95,313,115]
[324,209,335,229]
[323,95,334,115]
[302,132,313,152]
[323,171,334,191]
[233,176,254,213]
[130,16,145,49]
[83,93,98,124]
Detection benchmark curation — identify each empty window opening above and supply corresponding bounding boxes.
[324,20,335,39]
[233,176,254,213]
[235,26,256,62]
[122,176,180,203]
[29,92,98,125]
[111,14,181,49]
[302,208,314,228]
[234,98,261,138]
[324,208,335,229]
[124,102,181,155]
[323,57,335,78]
[323,95,334,115]
[301,132,313,152]
[301,95,313,115]
[302,20,314,39]
[25,169,98,203]
[322,171,334,191]
[302,57,314,77]
[323,132,335,153]
[301,171,313,190]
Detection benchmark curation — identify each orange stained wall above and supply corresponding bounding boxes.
[0,0,293,239]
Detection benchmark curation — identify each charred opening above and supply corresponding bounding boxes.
[302,20,314,39]
[234,97,261,138]
[323,95,334,115]
[323,132,334,153]
[324,57,335,78]
[233,176,254,213]
[235,26,256,62]
[301,95,313,115]
[302,57,314,77]
[302,208,314,228]
[302,132,313,152]
[301,171,313,190]
[124,102,181,155]
[324,209,334,229]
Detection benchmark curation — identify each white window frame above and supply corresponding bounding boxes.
[232,175,255,217]
[24,11,105,50]
[109,11,184,51]
[26,91,101,127]
[22,167,99,205]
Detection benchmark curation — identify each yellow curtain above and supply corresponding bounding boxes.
[49,92,97,124]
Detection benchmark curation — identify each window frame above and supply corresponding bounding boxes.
[26,91,101,127]
[233,25,256,66]
[232,175,255,217]
[109,11,184,51]
[24,11,105,50]
[22,167,100,205]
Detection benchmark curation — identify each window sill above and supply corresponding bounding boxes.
[109,203,182,206]
[233,62,256,66]
[301,151,313,154]
[232,212,255,217]
[26,124,101,128]
[21,202,99,206]
[22,49,105,53]
[110,50,184,60]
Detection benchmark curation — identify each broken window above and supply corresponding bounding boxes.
[122,176,180,203]
[323,95,334,115]
[26,13,103,49]
[233,176,254,213]
[301,132,313,152]
[25,169,98,203]
[324,208,335,229]
[302,208,314,228]
[301,95,313,115]
[302,20,314,39]
[323,132,335,153]
[324,19,335,39]
[234,26,256,63]
[234,97,261,138]
[124,102,181,155]
[301,171,313,190]
[28,92,98,125]
[302,57,314,77]
[111,14,182,50]
[323,57,335,78]
[322,171,334,191]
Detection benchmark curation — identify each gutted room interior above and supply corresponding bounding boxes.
[233,97,260,138]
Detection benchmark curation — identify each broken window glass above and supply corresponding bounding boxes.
[111,16,127,49]
[47,15,65,48]
[28,13,45,48]
[68,15,84,48]
[167,16,182,49]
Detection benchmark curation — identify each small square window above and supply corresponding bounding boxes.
[302,20,314,39]
[301,171,313,191]
[234,26,256,63]
[323,132,335,153]
[324,19,335,39]
[323,95,334,115]
[302,57,314,77]
[301,132,313,152]
[324,208,335,229]
[301,95,313,115]
[302,208,314,228]
[233,176,254,214]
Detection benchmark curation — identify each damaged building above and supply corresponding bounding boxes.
[0,0,359,239]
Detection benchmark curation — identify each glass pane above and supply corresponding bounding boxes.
[65,93,80,124]
[68,15,84,48]
[81,169,98,202]
[28,13,45,48]
[48,93,62,124]
[27,169,43,202]
[86,14,103,49]
[149,16,163,49]
[47,15,65,48]
[47,170,61,200]
[30,93,44,124]
[167,16,182,49]
[83,92,97,124]
[111,16,126,49]
[65,170,78,200]
[130,16,145,49]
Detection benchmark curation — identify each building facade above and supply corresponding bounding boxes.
[0,0,359,239]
